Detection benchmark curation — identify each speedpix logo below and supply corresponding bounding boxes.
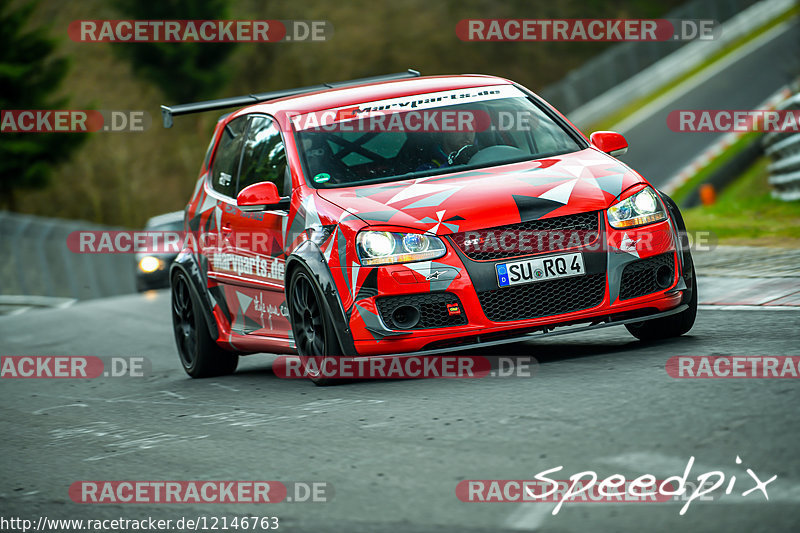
[457,456,776,515]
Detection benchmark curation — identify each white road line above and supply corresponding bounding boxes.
[504,503,553,530]
[699,304,800,311]
[210,382,240,392]
[612,19,796,134]
[360,422,391,429]
[32,403,88,415]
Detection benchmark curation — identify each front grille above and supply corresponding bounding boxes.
[477,273,606,322]
[451,211,600,261]
[376,292,467,330]
[619,253,675,300]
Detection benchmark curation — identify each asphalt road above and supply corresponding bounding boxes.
[3,14,800,533]
[617,19,800,186]
[1,291,799,532]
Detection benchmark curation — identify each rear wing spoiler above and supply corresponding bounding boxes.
[160,69,421,128]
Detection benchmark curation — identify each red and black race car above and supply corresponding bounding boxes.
[162,69,696,384]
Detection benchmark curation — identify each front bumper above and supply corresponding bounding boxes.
[360,303,689,358]
[345,216,686,357]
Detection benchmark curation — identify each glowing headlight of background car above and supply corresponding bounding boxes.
[607,187,667,229]
[357,231,446,266]
[138,256,163,273]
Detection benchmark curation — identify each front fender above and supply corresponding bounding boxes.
[285,241,357,355]
[658,190,695,300]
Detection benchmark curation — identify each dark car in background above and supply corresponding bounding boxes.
[135,211,184,291]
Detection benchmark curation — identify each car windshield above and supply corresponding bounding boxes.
[293,85,584,188]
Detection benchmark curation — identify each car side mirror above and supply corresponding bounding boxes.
[237,181,284,212]
[590,131,628,157]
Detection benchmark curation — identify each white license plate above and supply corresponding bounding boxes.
[496,253,585,287]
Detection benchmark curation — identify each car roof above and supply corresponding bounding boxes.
[231,74,515,122]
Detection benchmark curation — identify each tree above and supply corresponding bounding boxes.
[111,0,238,103]
[0,0,87,210]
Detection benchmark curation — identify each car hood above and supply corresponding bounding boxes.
[316,148,646,235]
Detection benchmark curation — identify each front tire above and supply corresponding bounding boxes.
[287,269,342,386]
[626,264,697,341]
[171,271,238,378]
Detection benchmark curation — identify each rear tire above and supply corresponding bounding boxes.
[171,271,238,378]
[287,269,343,386]
[626,264,697,341]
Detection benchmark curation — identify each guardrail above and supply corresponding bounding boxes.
[764,94,800,201]
[663,86,793,197]
[539,0,791,129]
[0,211,137,301]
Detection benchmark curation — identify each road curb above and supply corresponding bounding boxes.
[695,245,800,307]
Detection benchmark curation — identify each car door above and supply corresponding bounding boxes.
[219,114,292,338]
[202,115,247,327]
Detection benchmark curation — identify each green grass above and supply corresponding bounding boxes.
[682,157,800,247]
[585,5,800,133]
[669,131,761,204]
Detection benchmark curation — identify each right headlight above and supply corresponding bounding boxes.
[356,231,446,266]
[607,187,667,229]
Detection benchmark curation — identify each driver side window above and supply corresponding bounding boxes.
[237,116,289,196]
[210,116,247,198]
